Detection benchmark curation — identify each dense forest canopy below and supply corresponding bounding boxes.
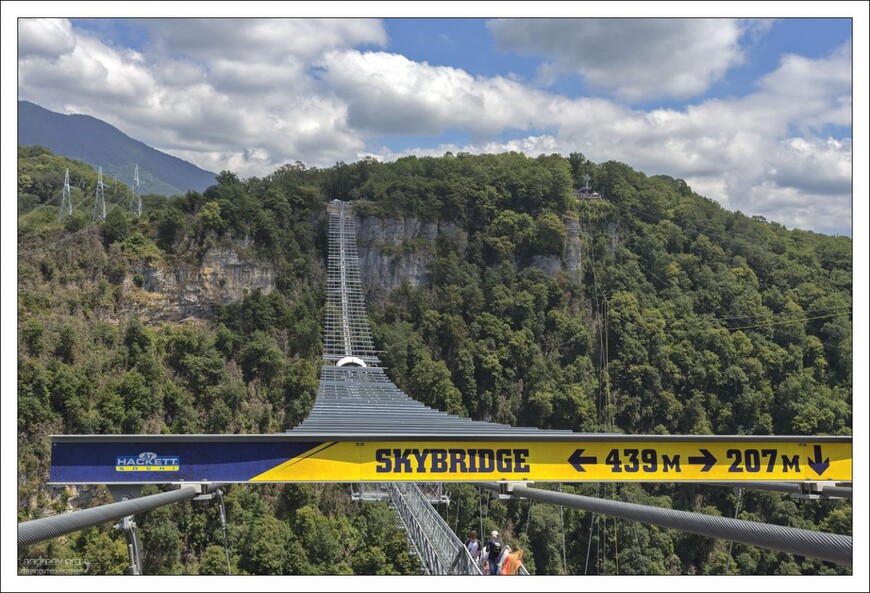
[17,146,852,575]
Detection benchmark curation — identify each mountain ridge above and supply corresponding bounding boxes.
[18,100,217,196]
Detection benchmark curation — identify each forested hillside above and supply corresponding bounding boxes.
[19,101,217,195]
[17,147,852,575]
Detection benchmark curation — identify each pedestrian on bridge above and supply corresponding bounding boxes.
[500,546,524,575]
[465,530,482,565]
[484,530,502,576]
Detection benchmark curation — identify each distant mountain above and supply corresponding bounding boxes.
[18,100,217,196]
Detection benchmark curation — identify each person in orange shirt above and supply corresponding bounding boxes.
[501,546,524,575]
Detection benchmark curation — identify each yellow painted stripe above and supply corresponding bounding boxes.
[248,440,851,482]
[250,442,346,481]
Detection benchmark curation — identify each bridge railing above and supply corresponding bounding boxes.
[388,482,482,575]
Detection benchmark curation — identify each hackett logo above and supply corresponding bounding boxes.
[115,451,180,472]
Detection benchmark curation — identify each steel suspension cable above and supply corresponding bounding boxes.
[19,487,195,546]
[476,483,851,567]
[19,483,226,546]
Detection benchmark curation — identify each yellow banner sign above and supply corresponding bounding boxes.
[251,441,851,482]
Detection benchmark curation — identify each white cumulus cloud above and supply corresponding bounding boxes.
[16,18,852,235]
[318,49,553,137]
[362,40,851,235]
[18,18,76,60]
[17,18,386,177]
[488,18,751,101]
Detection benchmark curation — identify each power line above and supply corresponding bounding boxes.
[710,305,853,322]
[17,195,70,244]
[725,487,741,574]
[616,202,662,224]
[630,254,671,291]
[705,482,852,499]
[17,225,96,257]
[612,310,851,336]
[18,197,126,257]
[580,217,607,433]
[719,311,852,333]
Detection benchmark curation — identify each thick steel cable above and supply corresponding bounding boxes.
[19,484,224,546]
[706,481,852,499]
[475,483,851,567]
[814,485,853,499]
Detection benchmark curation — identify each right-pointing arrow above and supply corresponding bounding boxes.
[808,445,830,476]
[688,448,717,472]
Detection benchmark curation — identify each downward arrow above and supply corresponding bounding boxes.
[808,445,830,476]
[568,449,597,472]
[688,449,717,472]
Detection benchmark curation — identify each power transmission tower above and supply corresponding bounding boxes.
[60,168,73,222]
[129,164,141,217]
[93,166,106,221]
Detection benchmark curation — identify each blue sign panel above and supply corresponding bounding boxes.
[51,440,324,483]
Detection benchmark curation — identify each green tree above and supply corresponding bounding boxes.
[73,528,129,575]
[239,331,286,385]
[141,502,183,574]
[199,545,231,575]
[101,208,129,246]
[533,213,566,255]
[408,357,464,414]
[54,324,76,364]
[199,201,227,234]
[21,319,44,356]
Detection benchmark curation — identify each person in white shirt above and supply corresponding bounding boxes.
[464,529,482,565]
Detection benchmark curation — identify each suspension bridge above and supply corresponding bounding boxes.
[18,200,853,574]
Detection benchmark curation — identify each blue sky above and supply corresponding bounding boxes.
[8,13,861,236]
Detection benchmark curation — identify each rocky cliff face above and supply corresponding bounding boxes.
[564,216,583,274]
[355,215,465,291]
[529,217,582,278]
[354,213,581,292]
[119,211,581,319]
[123,245,275,321]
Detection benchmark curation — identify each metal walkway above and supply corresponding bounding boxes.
[293,364,571,437]
[322,199,380,365]
[301,200,555,574]
[296,200,571,439]
[390,483,482,575]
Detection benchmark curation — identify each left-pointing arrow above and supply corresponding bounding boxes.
[568,449,597,472]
